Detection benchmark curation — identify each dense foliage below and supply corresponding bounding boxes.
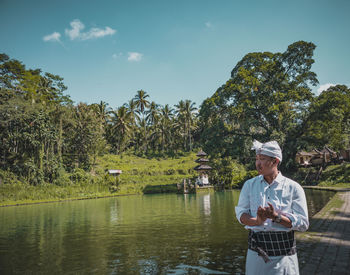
[198,41,349,171]
[1,40,349,190]
[0,54,199,186]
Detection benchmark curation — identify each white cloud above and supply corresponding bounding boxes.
[128,52,143,62]
[112,53,123,59]
[65,19,85,40]
[82,26,116,40]
[316,83,336,95]
[205,21,212,28]
[65,19,116,40]
[43,32,61,42]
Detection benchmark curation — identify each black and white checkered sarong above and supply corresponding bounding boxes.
[248,230,296,263]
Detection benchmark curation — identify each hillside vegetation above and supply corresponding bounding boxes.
[1,153,241,206]
[1,41,350,205]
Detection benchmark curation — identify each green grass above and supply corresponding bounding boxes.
[317,163,350,188]
[0,152,198,206]
[316,192,344,217]
[3,154,348,207]
[291,163,350,188]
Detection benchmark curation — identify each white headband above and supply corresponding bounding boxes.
[251,140,282,162]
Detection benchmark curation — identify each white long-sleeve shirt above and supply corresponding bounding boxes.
[235,173,309,232]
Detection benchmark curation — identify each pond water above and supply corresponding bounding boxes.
[0,189,334,274]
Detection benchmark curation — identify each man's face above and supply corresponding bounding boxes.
[255,154,276,175]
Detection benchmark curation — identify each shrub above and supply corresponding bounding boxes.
[210,157,247,188]
[0,169,22,185]
[165,168,176,175]
[53,168,72,186]
[177,169,186,175]
[70,168,91,185]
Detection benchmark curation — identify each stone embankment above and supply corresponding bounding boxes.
[297,187,350,275]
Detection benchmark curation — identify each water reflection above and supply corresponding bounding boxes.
[110,200,119,223]
[203,194,211,216]
[0,189,334,274]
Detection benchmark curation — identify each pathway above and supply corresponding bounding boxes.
[297,189,350,275]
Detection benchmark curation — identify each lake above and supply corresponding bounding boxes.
[0,189,334,274]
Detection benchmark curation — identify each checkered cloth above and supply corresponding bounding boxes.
[248,230,297,263]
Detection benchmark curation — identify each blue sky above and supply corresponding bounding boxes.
[1,0,349,109]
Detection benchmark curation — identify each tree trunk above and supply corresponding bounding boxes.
[58,116,63,165]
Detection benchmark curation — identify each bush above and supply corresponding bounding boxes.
[165,168,176,175]
[210,157,247,188]
[69,168,91,185]
[53,168,72,186]
[0,169,22,185]
[177,169,186,175]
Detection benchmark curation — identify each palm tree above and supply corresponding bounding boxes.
[135,117,148,153]
[161,104,174,121]
[124,99,139,123]
[159,104,174,152]
[134,90,150,152]
[134,90,150,119]
[184,100,197,151]
[175,100,187,150]
[110,106,133,153]
[145,101,159,126]
[175,100,197,151]
[95,101,112,123]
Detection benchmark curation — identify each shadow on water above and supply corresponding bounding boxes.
[305,189,336,217]
[142,184,178,194]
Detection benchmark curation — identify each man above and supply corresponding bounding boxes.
[235,140,309,275]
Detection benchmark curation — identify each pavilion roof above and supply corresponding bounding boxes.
[195,158,209,163]
[196,150,207,157]
[194,164,212,171]
[296,151,315,156]
[319,146,337,155]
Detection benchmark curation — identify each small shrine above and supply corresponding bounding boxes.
[108,169,122,176]
[107,169,122,193]
[194,150,212,186]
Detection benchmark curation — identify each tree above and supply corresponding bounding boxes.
[183,100,197,151]
[134,89,150,119]
[92,101,112,125]
[198,41,318,167]
[175,100,197,151]
[109,106,133,154]
[145,101,159,126]
[65,103,106,170]
[0,54,73,183]
[133,90,150,152]
[302,85,350,151]
[159,104,174,152]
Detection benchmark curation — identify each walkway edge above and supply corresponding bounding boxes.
[297,187,350,274]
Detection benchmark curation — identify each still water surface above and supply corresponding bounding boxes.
[0,189,334,274]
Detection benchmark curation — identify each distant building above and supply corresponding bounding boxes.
[295,147,339,167]
[340,148,350,161]
[194,150,212,186]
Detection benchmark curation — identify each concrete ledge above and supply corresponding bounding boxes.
[297,190,350,274]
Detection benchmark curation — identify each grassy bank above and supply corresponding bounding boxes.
[317,163,350,187]
[2,153,349,207]
[290,163,350,188]
[0,153,199,206]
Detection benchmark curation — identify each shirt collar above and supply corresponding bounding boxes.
[259,172,283,185]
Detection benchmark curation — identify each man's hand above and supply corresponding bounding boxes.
[264,202,278,220]
[256,206,267,225]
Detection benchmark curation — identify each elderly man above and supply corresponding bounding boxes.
[235,140,309,275]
